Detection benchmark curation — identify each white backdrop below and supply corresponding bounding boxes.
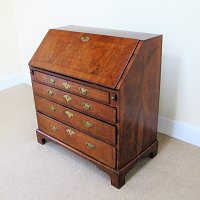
[1,0,200,137]
[0,0,22,77]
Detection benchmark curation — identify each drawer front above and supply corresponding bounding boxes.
[34,95,116,145]
[37,113,116,168]
[32,71,110,104]
[32,81,116,123]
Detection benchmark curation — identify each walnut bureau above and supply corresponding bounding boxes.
[29,25,162,189]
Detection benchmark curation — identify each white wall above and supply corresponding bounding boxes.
[0,0,22,78]
[1,0,200,145]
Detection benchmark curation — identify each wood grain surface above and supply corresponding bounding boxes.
[34,95,116,145]
[32,81,117,123]
[29,29,139,89]
[37,113,116,168]
[32,70,110,104]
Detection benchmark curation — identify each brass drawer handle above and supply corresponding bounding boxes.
[48,78,55,84]
[51,125,58,132]
[79,87,88,95]
[48,90,54,96]
[66,129,74,136]
[63,95,72,102]
[84,121,93,128]
[85,142,95,149]
[82,102,91,110]
[64,111,73,118]
[50,106,56,112]
[63,82,71,90]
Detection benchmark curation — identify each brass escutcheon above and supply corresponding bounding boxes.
[79,87,88,95]
[62,82,71,90]
[64,111,73,118]
[81,34,90,42]
[85,142,95,150]
[84,121,93,128]
[48,90,54,96]
[51,125,58,132]
[50,106,56,112]
[48,78,55,84]
[66,129,74,136]
[82,102,91,110]
[63,95,72,102]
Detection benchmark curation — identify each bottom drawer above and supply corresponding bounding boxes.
[37,113,116,168]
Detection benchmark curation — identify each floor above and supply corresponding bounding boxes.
[0,84,200,200]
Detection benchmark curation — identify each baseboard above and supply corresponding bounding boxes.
[158,116,200,147]
[0,71,31,91]
[1,72,200,147]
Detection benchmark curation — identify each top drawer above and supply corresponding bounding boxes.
[31,71,110,104]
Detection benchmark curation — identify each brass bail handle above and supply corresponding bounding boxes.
[79,87,88,95]
[48,90,54,96]
[82,102,92,110]
[62,82,71,90]
[66,129,74,136]
[51,125,58,132]
[85,142,95,150]
[48,78,55,84]
[50,105,56,112]
[65,110,73,118]
[63,95,72,102]
[84,121,93,128]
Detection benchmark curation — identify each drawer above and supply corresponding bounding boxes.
[32,81,116,124]
[37,113,116,168]
[32,71,110,104]
[34,95,116,145]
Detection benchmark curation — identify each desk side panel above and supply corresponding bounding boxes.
[118,36,162,168]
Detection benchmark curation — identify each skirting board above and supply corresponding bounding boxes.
[0,71,200,147]
[158,116,200,147]
[0,71,31,91]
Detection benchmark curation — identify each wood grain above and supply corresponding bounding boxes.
[32,81,117,124]
[29,26,162,189]
[118,36,162,168]
[37,112,116,168]
[37,128,158,189]
[32,70,110,104]
[34,95,116,145]
[29,29,139,89]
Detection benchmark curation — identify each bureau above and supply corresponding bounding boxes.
[29,25,162,188]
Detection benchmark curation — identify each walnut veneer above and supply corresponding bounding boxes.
[29,25,162,188]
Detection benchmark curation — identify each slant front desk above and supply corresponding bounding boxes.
[29,25,162,188]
